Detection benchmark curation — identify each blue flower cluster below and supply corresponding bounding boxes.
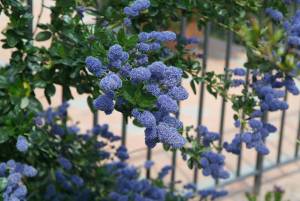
[200,151,229,179]
[16,136,29,153]
[0,160,37,201]
[86,25,188,149]
[123,0,150,26]
[265,8,283,22]
[197,125,220,146]
[282,9,300,48]
[224,70,299,155]
[198,189,228,201]
[124,0,150,17]
[106,151,167,201]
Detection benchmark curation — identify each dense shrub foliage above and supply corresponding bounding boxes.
[0,0,299,200]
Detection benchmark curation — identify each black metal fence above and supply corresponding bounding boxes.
[25,0,300,196]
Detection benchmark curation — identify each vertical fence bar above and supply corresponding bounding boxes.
[27,0,33,34]
[194,22,211,184]
[121,115,127,146]
[170,15,186,191]
[253,113,267,195]
[218,30,233,148]
[277,91,288,164]
[216,30,233,185]
[236,70,250,177]
[295,110,300,157]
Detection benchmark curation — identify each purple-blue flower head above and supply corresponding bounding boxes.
[93,94,114,114]
[58,157,72,170]
[232,68,246,76]
[157,95,178,113]
[161,66,183,87]
[148,61,166,79]
[265,8,283,22]
[157,123,186,148]
[99,73,122,92]
[129,67,151,82]
[85,56,106,76]
[133,109,156,128]
[168,86,189,101]
[16,136,28,153]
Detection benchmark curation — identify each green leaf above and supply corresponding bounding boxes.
[35,31,52,41]
[0,132,10,144]
[190,80,197,94]
[265,192,272,201]
[20,97,29,109]
[44,84,56,104]
[6,35,18,47]
[0,178,7,192]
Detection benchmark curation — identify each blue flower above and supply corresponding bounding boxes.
[124,18,132,27]
[129,67,151,82]
[196,125,220,146]
[116,145,129,160]
[58,157,72,170]
[265,8,283,22]
[93,94,114,114]
[157,165,172,180]
[157,95,178,113]
[162,115,183,129]
[71,175,84,187]
[124,0,150,17]
[132,109,156,128]
[157,123,186,148]
[168,86,189,101]
[99,73,122,92]
[145,83,161,97]
[85,56,106,76]
[145,128,158,148]
[161,66,182,87]
[16,136,28,153]
[144,160,154,169]
[249,119,263,129]
[200,151,229,179]
[232,68,246,76]
[148,61,166,79]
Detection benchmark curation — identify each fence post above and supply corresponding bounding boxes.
[253,113,267,195]
[194,22,211,184]
[27,0,33,34]
[295,110,300,158]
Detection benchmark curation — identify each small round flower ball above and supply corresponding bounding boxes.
[265,8,283,22]
[108,44,124,60]
[138,32,150,42]
[16,136,28,153]
[58,157,72,170]
[136,110,156,128]
[248,119,263,129]
[85,56,104,76]
[93,94,115,115]
[13,184,27,197]
[161,66,183,87]
[124,17,132,27]
[129,67,151,82]
[157,123,186,148]
[168,86,188,101]
[23,164,38,177]
[148,61,166,79]
[99,73,122,92]
[157,95,178,113]
[71,175,84,187]
[232,68,246,76]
